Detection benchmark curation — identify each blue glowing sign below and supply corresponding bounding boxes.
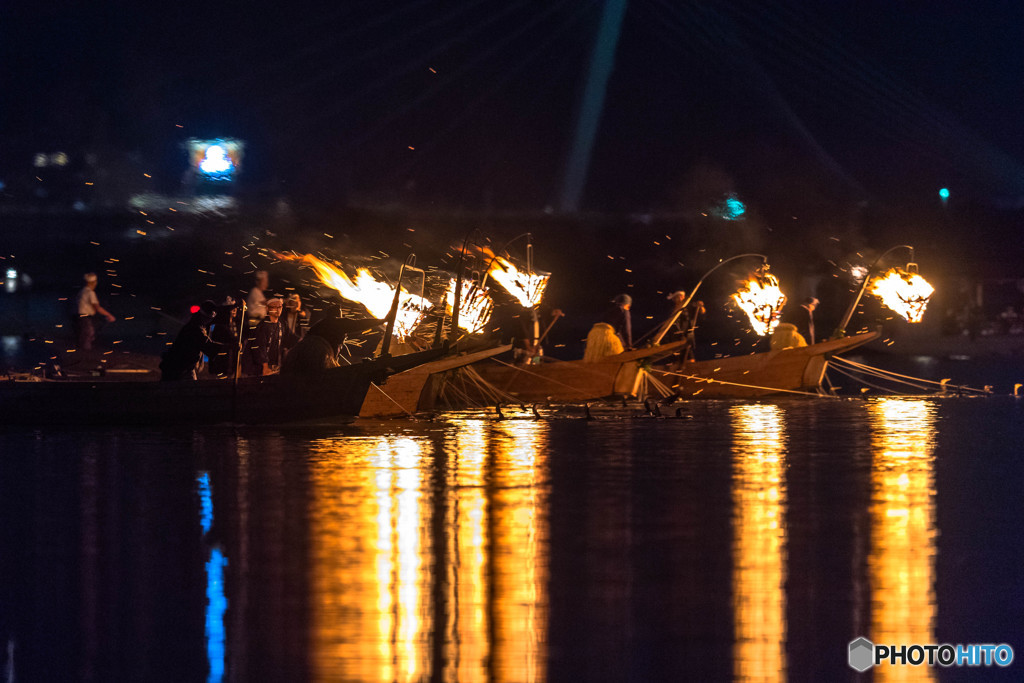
[188,138,244,180]
[200,145,234,175]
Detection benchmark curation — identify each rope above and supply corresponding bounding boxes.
[487,357,606,398]
[828,365,902,395]
[829,357,934,392]
[656,368,835,398]
[831,356,990,394]
[366,381,417,418]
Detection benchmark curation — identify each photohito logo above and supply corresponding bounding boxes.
[849,638,1014,671]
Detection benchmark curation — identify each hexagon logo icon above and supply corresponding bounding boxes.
[849,637,875,672]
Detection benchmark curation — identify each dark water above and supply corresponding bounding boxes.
[1,398,1022,682]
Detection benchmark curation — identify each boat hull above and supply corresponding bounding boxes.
[359,344,512,417]
[457,341,690,404]
[652,332,879,398]
[1,348,446,426]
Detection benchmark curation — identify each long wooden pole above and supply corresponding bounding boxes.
[831,245,914,339]
[649,253,767,346]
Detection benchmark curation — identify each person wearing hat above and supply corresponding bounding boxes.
[160,301,225,381]
[666,290,705,362]
[584,293,633,362]
[280,292,309,355]
[781,296,819,345]
[243,297,298,376]
[604,293,633,348]
[76,272,116,351]
[207,296,242,377]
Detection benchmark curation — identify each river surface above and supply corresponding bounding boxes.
[1,397,1022,682]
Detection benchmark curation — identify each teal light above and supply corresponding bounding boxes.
[711,194,747,221]
[939,187,950,200]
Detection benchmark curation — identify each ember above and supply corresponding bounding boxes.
[731,271,786,336]
[869,267,933,323]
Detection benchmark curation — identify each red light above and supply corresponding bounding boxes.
[190,305,201,314]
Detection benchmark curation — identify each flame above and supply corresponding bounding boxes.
[870,267,933,323]
[445,278,494,334]
[476,246,548,308]
[276,253,432,339]
[731,271,786,336]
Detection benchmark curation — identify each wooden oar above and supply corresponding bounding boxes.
[535,309,564,347]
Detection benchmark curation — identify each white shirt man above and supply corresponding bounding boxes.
[246,270,269,320]
[76,273,115,350]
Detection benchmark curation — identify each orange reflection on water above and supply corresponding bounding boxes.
[731,403,788,682]
[868,398,937,682]
[308,420,549,683]
[490,420,549,683]
[447,419,490,681]
[309,436,429,682]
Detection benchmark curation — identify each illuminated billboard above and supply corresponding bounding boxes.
[187,138,244,181]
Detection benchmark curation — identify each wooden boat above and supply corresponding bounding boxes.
[451,340,690,404]
[0,348,445,426]
[650,331,880,398]
[360,343,512,417]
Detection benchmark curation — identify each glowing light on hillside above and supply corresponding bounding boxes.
[710,193,746,221]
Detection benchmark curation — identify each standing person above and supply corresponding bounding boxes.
[207,296,240,377]
[603,294,633,349]
[280,293,309,355]
[243,297,296,376]
[76,272,115,351]
[246,270,270,321]
[666,291,705,362]
[782,297,818,345]
[160,301,225,380]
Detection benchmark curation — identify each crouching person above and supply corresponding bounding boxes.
[160,301,226,381]
[281,318,383,375]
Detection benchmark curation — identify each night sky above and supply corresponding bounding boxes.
[3,1,1024,213]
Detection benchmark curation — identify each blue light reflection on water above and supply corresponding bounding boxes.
[0,399,1021,681]
[198,471,213,536]
[199,469,226,683]
[205,546,228,683]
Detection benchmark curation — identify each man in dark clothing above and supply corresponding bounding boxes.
[160,301,226,381]
[782,297,818,345]
[208,296,240,377]
[243,297,298,376]
[666,291,705,362]
[281,317,383,374]
[602,293,633,349]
